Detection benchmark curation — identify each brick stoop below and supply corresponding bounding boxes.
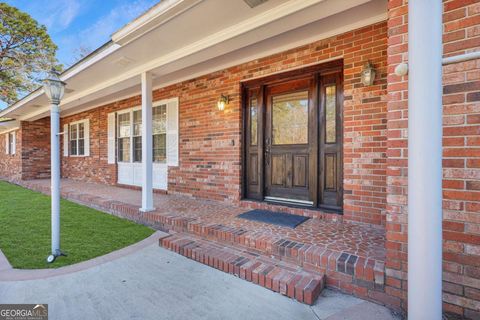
[160,233,325,305]
[12,179,389,307]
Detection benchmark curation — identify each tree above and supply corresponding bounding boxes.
[0,3,58,105]
[71,45,92,66]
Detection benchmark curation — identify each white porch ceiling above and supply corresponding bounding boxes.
[0,0,387,130]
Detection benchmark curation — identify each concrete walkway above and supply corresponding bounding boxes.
[0,243,401,320]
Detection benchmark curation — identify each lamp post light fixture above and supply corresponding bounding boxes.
[360,61,376,86]
[217,94,229,111]
[43,69,66,264]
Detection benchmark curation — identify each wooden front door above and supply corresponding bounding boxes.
[264,77,317,205]
[243,61,343,210]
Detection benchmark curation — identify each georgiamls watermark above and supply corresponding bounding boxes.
[0,304,48,320]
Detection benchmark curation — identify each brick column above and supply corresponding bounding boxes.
[385,0,409,312]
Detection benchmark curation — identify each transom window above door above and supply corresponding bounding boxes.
[116,104,168,164]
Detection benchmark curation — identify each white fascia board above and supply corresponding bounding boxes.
[61,43,122,80]
[0,90,43,118]
[0,43,121,120]
[112,0,202,46]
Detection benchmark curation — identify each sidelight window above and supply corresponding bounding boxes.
[325,85,336,143]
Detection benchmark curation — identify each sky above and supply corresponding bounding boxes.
[6,0,159,67]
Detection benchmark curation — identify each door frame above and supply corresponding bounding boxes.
[241,59,343,211]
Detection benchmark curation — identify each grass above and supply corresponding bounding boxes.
[0,181,155,269]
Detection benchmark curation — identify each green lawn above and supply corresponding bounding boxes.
[0,181,155,269]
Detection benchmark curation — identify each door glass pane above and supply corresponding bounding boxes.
[118,113,130,138]
[272,91,308,145]
[133,110,142,136]
[153,105,167,134]
[325,85,336,143]
[153,105,167,163]
[250,98,258,146]
[153,134,166,162]
[118,138,130,162]
[133,136,142,162]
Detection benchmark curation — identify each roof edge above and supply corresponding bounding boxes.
[111,0,203,46]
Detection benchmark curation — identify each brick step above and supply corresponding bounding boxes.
[168,222,384,290]
[160,233,325,305]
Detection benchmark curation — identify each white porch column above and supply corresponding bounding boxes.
[408,0,443,319]
[141,71,154,212]
[50,104,61,255]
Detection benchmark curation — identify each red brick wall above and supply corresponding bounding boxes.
[386,0,480,317]
[0,129,22,181]
[61,105,123,185]
[56,22,389,225]
[21,118,51,180]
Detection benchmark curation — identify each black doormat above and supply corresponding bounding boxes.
[237,209,310,229]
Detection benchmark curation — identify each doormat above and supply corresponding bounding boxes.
[237,209,310,229]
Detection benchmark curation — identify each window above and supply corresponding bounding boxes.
[7,132,15,155]
[153,104,167,162]
[69,121,86,156]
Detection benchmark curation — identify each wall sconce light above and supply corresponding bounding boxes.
[361,61,376,86]
[217,94,229,111]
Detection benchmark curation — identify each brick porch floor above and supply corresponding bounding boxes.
[12,179,388,305]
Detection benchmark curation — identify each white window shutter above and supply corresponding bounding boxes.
[107,113,116,164]
[166,99,179,166]
[11,132,15,155]
[63,124,69,157]
[5,133,9,155]
[84,119,90,156]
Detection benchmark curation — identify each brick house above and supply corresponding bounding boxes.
[0,0,479,318]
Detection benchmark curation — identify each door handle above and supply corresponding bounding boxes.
[264,137,270,166]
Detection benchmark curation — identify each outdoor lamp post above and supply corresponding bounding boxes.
[43,69,66,263]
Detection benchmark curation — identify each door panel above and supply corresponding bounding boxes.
[265,77,316,203]
[293,155,308,188]
[271,154,285,186]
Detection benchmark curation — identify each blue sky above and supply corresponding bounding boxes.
[6,0,159,67]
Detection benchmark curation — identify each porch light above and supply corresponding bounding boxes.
[360,61,376,86]
[43,69,66,105]
[217,94,229,111]
[43,69,66,264]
